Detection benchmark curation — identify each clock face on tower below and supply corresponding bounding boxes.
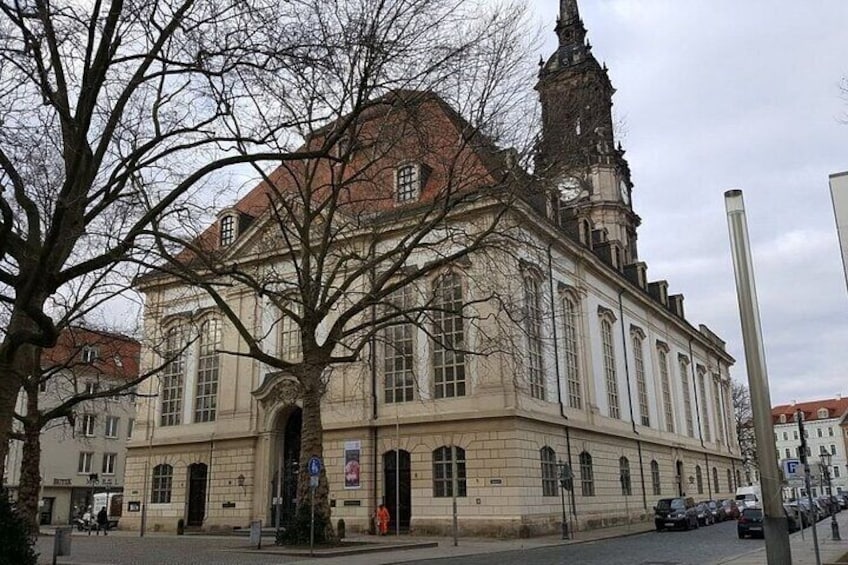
[619,179,630,205]
[558,176,583,203]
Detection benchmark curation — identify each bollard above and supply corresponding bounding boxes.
[53,526,73,565]
[337,519,346,541]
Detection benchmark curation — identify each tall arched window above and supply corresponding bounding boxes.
[152,464,173,504]
[219,215,236,247]
[579,451,594,497]
[619,456,632,496]
[384,287,414,403]
[194,318,221,423]
[713,379,725,445]
[524,274,545,400]
[432,273,466,398]
[632,331,649,427]
[695,465,704,495]
[279,299,302,363]
[432,446,466,497]
[712,467,719,494]
[726,468,733,493]
[651,460,661,495]
[600,317,619,419]
[658,346,674,433]
[160,326,184,427]
[698,368,711,442]
[540,447,558,497]
[680,357,694,437]
[561,293,582,409]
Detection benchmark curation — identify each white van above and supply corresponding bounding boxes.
[92,492,123,529]
[735,485,761,509]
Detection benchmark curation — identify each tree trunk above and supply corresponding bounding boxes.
[17,401,42,536]
[296,374,335,542]
[0,374,21,476]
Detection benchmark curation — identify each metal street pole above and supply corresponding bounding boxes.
[725,190,791,565]
[451,444,458,547]
[798,411,821,565]
[820,454,841,541]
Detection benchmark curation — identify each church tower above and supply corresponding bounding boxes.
[536,0,640,263]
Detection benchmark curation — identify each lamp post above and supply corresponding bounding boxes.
[819,453,841,541]
[557,461,573,540]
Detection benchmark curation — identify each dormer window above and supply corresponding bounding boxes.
[82,346,99,363]
[396,164,420,202]
[220,215,236,247]
[818,408,829,419]
[779,414,786,424]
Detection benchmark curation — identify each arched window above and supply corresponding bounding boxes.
[735,469,742,490]
[219,215,236,247]
[698,368,711,442]
[713,379,725,444]
[658,348,674,432]
[727,469,733,493]
[619,456,632,496]
[524,274,545,400]
[579,451,594,497]
[632,331,649,427]
[432,273,466,398]
[680,357,694,437]
[384,287,414,403]
[650,460,661,495]
[540,447,558,496]
[433,446,466,497]
[194,318,221,423]
[561,293,582,409]
[160,326,185,427]
[152,464,173,504]
[600,317,619,419]
[695,465,703,495]
[712,467,719,494]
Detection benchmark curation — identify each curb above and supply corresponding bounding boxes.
[225,540,439,558]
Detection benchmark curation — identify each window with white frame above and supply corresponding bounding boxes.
[78,452,93,474]
[695,465,703,494]
[658,346,674,433]
[524,274,545,400]
[713,379,724,444]
[219,215,235,247]
[579,451,594,496]
[151,464,173,504]
[680,357,694,437]
[194,318,221,423]
[396,164,420,202]
[81,414,96,437]
[105,416,119,438]
[127,419,134,440]
[160,326,184,427]
[632,331,649,427]
[384,286,414,403]
[698,368,711,442]
[818,408,829,419]
[561,293,582,410]
[650,460,661,495]
[102,453,117,475]
[279,300,302,363]
[432,446,466,497]
[600,316,619,419]
[84,382,98,395]
[619,456,632,496]
[817,428,823,438]
[432,272,466,399]
[540,447,558,497]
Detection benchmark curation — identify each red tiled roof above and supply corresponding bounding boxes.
[42,327,140,381]
[771,397,848,424]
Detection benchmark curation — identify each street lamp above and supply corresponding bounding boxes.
[557,460,573,540]
[819,453,841,541]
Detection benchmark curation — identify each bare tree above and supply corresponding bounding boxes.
[732,380,757,485]
[141,0,539,541]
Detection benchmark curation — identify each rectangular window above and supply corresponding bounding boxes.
[562,295,582,410]
[82,414,96,437]
[384,287,414,404]
[84,382,98,395]
[834,466,840,478]
[160,327,184,426]
[698,370,711,442]
[78,452,93,474]
[433,446,466,497]
[794,430,798,440]
[39,380,47,393]
[525,276,545,400]
[279,301,302,363]
[194,319,221,423]
[680,360,694,437]
[633,335,649,427]
[829,427,834,436]
[432,273,466,399]
[102,453,117,475]
[127,419,134,440]
[219,215,235,246]
[817,428,823,438]
[831,444,837,455]
[785,448,790,458]
[541,448,558,497]
[783,432,788,441]
[600,319,619,419]
[396,165,420,202]
[82,346,99,363]
[713,379,724,444]
[105,416,119,439]
[659,350,674,432]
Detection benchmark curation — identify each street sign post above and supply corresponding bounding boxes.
[307,456,322,556]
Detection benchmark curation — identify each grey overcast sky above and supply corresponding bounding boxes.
[525,0,848,404]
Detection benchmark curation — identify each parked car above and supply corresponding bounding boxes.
[695,503,715,526]
[839,493,848,510]
[721,499,740,520]
[706,500,727,522]
[654,497,699,531]
[737,507,764,538]
[786,501,813,528]
[782,504,802,532]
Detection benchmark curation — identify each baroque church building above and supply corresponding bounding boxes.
[122,0,742,536]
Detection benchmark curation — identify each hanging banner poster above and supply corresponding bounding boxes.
[344,440,361,489]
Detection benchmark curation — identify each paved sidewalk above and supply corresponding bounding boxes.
[717,511,848,565]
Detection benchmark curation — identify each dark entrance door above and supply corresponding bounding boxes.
[187,463,208,526]
[270,409,301,527]
[383,450,411,532]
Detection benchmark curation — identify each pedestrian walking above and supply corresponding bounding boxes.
[96,506,108,536]
[376,504,390,535]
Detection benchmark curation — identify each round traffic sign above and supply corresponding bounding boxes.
[308,456,322,477]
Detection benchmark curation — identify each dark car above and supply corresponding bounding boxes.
[737,507,764,538]
[782,504,801,532]
[695,502,715,526]
[707,500,727,522]
[654,497,699,531]
[721,499,740,520]
[786,501,813,528]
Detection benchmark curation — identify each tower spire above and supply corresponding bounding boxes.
[560,0,580,26]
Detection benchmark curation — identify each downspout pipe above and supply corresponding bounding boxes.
[689,338,705,449]
[618,289,647,510]
[369,266,379,531]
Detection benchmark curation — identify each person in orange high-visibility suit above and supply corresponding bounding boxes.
[376,504,391,535]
